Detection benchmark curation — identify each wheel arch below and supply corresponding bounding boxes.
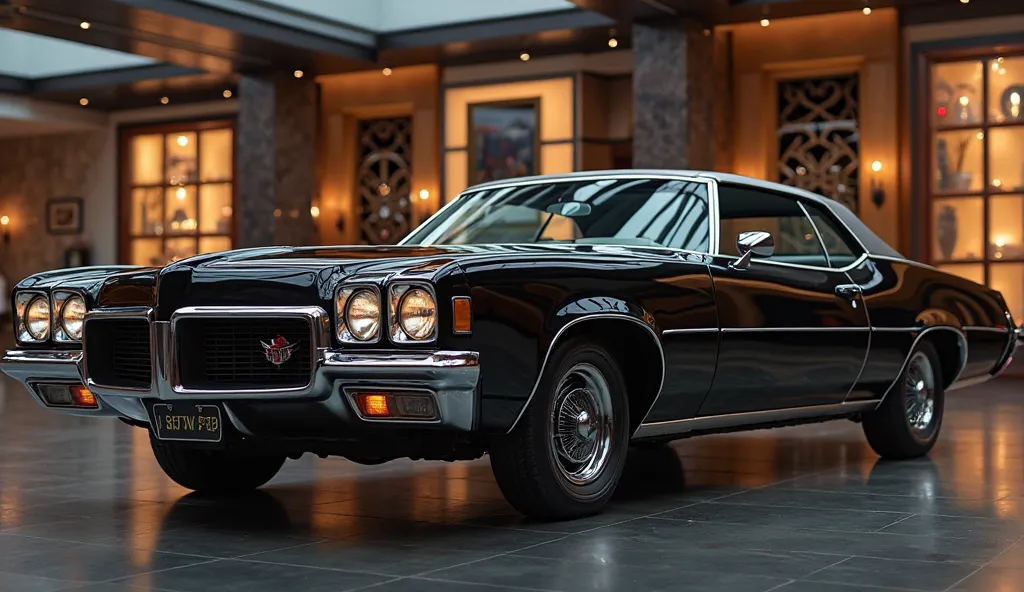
[506,313,665,435]
[879,325,967,403]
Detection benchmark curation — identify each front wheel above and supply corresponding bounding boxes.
[489,339,629,520]
[150,435,285,494]
[862,340,945,460]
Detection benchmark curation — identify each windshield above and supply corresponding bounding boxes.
[402,178,711,251]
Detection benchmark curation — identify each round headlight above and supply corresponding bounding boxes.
[398,288,436,340]
[26,297,50,341]
[346,289,380,341]
[61,296,86,341]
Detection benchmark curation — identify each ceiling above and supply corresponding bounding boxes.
[1,0,1022,112]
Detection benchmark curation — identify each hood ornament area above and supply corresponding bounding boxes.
[261,335,299,366]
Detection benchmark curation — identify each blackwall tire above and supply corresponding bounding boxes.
[863,340,945,460]
[150,435,285,494]
[489,339,629,520]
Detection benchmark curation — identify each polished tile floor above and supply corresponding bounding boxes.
[2,375,1024,592]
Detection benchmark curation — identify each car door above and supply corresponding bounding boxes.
[697,183,870,416]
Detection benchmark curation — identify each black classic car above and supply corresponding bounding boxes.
[2,170,1019,519]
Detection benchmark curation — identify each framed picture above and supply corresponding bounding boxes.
[468,99,540,185]
[47,197,83,235]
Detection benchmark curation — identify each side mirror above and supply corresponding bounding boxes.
[730,230,774,269]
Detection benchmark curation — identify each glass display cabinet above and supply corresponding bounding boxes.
[929,55,1024,321]
[120,120,235,266]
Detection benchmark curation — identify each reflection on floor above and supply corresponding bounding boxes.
[1,376,1024,591]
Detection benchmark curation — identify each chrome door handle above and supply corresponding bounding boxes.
[835,284,861,300]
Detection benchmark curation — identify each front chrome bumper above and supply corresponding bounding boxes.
[0,347,481,431]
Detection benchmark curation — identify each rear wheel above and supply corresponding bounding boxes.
[863,341,944,459]
[489,339,629,520]
[150,435,285,493]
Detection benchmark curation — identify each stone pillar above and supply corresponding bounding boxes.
[632,20,731,171]
[235,74,317,248]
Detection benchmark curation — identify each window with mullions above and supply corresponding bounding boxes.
[121,121,235,266]
[928,55,1024,322]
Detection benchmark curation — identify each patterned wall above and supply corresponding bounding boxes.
[0,132,104,284]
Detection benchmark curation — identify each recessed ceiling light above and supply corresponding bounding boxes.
[79,21,90,30]
[760,18,770,27]
[293,70,304,78]
[520,51,530,61]
[79,98,88,106]
[223,89,232,98]
[160,96,169,105]
[382,67,392,76]
[960,0,969,3]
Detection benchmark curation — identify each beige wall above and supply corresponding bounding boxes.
[318,65,440,245]
[726,9,901,248]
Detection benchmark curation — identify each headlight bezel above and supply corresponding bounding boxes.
[53,290,87,343]
[21,292,51,343]
[389,283,438,343]
[335,285,382,343]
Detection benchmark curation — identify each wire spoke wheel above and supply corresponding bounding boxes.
[903,351,936,437]
[549,363,614,486]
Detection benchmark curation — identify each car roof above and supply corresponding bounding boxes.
[464,169,904,258]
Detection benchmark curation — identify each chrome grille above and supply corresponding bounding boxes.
[175,317,313,391]
[84,318,152,389]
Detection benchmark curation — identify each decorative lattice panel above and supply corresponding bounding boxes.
[357,117,412,245]
[777,75,860,214]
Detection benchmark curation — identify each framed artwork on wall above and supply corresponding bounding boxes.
[46,197,83,235]
[468,99,540,185]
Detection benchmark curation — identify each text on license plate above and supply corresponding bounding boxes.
[150,403,223,442]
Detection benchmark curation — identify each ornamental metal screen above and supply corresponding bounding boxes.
[357,117,413,245]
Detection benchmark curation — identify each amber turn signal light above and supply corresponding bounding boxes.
[356,392,391,417]
[452,296,472,334]
[70,385,97,408]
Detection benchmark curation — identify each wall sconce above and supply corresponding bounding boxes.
[869,160,885,208]
[1,215,10,244]
[418,189,430,201]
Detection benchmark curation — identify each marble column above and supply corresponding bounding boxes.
[633,20,731,171]
[235,74,318,248]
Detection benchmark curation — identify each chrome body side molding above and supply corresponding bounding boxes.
[633,400,880,440]
[877,326,968,402]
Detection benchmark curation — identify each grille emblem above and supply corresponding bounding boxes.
[261,335,299,366]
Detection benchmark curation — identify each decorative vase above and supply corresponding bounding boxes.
[950,172,973,192]
[937,205,958,260]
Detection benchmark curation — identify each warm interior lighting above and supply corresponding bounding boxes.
[960,0,969,3]
[993,178,1003,188]
[176,187,187,200]
[310,205,320,218]
[79,21,90,29]
[520,51,530,61]
[871,160,882,172]
[977,131,985,140]
[760,18,770,27]
[357,393,391,417]
[382,67,392,76]
[959,95,970,106]
[160,96,169,104]
[222,89,232,98]
[418,189,430,200]
[453,297,472,334]
[176,135,189,147]
[293,69,304,78]
[608,37,618,48]
[70,386,97,408]
[862,6,871,14]
[1,216,9,226]
[79,98,88,106]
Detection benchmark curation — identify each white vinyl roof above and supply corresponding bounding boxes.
[0,29,156,79]
[196,0,579,32]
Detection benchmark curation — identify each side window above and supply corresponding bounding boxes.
[717,185,828,266]
[800,202,864,268]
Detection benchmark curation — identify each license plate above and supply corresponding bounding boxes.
[150,403,223,442]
